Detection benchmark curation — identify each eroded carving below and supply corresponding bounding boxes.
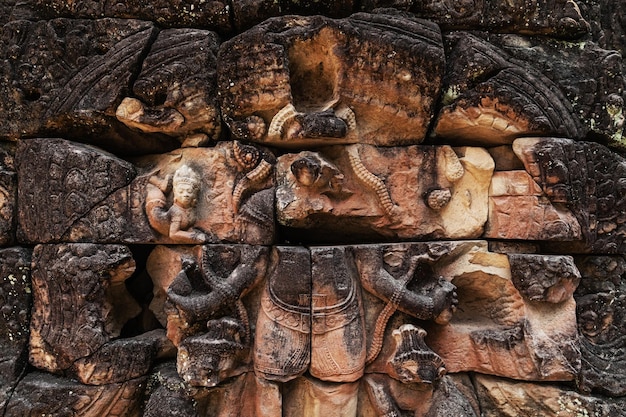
[0,247,31,410]
[28,243,157,384]
[0,18,178,154]
[116,29,222,145]
[422,241,580,381]
[277,144,493,242]
[435,33,624,147]
[574,255,626,396]
[514,137,626,253]
[146,165,209,244]
[508,254,581,303]
[219,12,445,147]
[16,138,137,243]
[5,371,146,417]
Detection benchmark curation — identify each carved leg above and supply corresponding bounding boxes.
[363,374,403,417]
[255,376,282,417]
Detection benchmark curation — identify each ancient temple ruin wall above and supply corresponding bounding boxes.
[1,1,626,416]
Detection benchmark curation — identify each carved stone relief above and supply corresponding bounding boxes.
[218,13,445,147]
[116,28,222,145]
[16,139,276,245]
[29,244,171,385]
[276,144,494,241]
[2,3,626,417]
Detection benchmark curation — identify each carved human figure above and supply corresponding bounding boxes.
[364,324,446,417]
[145,164,209,243]
[252,246,458,417]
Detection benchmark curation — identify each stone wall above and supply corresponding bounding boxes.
[1,1,626,416]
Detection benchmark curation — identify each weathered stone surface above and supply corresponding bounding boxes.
[72,329,173,385]
[0,19,179,154]
[17,140,275,245]
[277,144,493,242]
[219,12,444,147]
[0,247,31,410]
[484,170,582,241]
[11,0,232,33]
[16,138,136,244]
[514,137,626,253]
[0,142,17,246]
[29,244,140,375]
[362,0,589,38]
[0,0,16,24]
[144,362,204,417]
[148,244,269,347]
[574,255,626,396]
[578,0,626,70]
[231,0,355,31]
[5,371,146,417]
[424,241,580,381]
[116,29,222,144]
[475,374,626,417]
[435,33,625,147]
[509,254,581,303]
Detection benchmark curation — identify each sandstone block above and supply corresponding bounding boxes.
[514,137,626,253]
[5,371,146,417]
[29,244,149,383]
[508,254,581,303]
[116,28,222,144]
[474,374,626,417]
[219,12,445,147]
[435,33,624,148]
[276,144,493,242]
[16,138,136,244]
[423,241,580,381]
[484,171,582,241]
[16,139,276,245]
[0,19,178,154]
[575,255,626,396]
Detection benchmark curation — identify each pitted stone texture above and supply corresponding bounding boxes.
[16,138,136,244]
[116,28,222,144]
[475,374,626,417]
[435,33,624,148]
[276,144,493,242]
[0,247,31,410]
[17,139,275,245]
[219,12,445,148]
[574,255,626,396]
[508,254,581,303]
[0,142,17,246]
[29,244,142,378]
[0,19,179,155]
[424,241,580,381]
[363,0,589,38]
[5,371,146,417]
[514,137,626,253]
[484,170,582,241]
[11,0,232,33]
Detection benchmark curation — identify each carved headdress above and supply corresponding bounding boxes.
[173,165,201,191]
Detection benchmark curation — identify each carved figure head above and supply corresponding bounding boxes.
[172,165,201,208]
[388,324,446,385]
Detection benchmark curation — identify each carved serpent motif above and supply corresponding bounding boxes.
[347,145,396,216]
[232,159,273,213]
